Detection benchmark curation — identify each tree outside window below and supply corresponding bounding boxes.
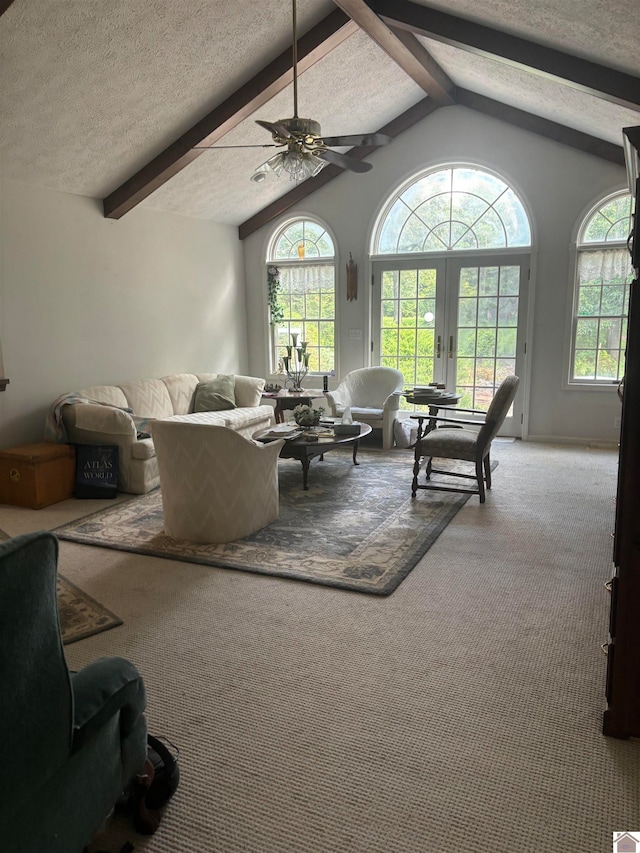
[268,219,336,375]
[571,192,634,384]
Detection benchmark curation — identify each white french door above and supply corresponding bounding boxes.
[372,253,529,435]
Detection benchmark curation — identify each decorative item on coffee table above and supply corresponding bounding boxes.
[292,404,324,427]
[283,333,310,392]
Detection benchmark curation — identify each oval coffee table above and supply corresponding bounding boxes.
[254,423,372,490]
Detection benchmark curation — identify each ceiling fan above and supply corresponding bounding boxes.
[197,0,391,183]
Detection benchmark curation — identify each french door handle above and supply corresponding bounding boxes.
[436,335,442,358]
[448,335,454,358]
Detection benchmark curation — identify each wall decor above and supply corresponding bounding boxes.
[346,253,357,301]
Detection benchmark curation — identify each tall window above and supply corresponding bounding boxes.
[371,166,530,430]
[268,219,336,374]
[571,192,634,384]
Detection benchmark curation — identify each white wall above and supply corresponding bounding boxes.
[243,105,627,443]
[0,180,246,448]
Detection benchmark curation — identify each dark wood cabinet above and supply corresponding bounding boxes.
[603,158,640,738]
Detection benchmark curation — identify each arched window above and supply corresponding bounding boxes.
[371,165,531,432]
[570,191,634,384]
[267,218,336,374]
[374,165,531,254]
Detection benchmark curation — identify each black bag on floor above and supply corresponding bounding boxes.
[145,735,180,809]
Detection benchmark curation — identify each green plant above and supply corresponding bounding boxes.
[268,266,285,326]
[292,404,325,427]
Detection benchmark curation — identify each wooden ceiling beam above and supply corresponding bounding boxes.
[102,9,358,219]
[238,97,440,240]
[239,88,627,241]
[369,0,640,111]
[457,89,625,166]
[330,0,455,105]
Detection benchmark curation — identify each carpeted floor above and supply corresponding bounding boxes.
[53,450,474,595]
[1,441,638,853]
[0,527,122,643]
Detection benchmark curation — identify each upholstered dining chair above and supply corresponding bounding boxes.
[326,366,404,450]
[0,530,149,853]
[411,375,519,503]
[152,419,284,544]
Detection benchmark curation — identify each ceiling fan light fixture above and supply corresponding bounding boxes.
[254,149,326,183]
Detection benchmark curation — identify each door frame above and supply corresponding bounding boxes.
[370,247,533,438]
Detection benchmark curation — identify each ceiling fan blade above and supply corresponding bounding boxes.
[256,119,292,139]
[316,149,373,173]
[320,133,392,147]
[194,144,279,150]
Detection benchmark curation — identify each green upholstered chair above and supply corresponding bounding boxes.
[411,375,520,503]
[0,530,148,853]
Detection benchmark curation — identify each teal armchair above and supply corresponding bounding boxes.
[0,531,148,853]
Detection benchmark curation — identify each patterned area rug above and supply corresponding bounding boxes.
[53,450,476,595]
[0,527,122,644]
[57,576,122,644]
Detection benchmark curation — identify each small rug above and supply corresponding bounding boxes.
[57,575,123,644]
[0,526,122,643]
[53,450,479,596]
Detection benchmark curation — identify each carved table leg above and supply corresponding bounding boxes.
[353,440,360,465]
[411,417,425,498]
[300,458,310,490]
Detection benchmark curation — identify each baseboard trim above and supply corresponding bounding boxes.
[526,434,618,450]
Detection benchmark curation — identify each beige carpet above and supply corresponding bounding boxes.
[0,526,122,644]
[2,441,639,853]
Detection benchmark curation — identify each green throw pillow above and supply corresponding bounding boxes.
[193,376,236,412]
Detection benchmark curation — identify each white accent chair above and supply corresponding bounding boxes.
[151,420,284,544]
[326,367,404,450]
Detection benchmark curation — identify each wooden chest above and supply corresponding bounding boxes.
[0,442,76,509]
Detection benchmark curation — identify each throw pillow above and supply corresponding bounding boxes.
[193,376,236,412]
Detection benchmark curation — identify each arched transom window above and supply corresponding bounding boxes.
[267,219,336,374]
[374,166,531,255]
[272,219,335,260]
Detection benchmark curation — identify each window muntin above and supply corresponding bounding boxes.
[375,167,531,255]
[268,219,336,374]
[571,193,633,384]
[272,220,334,260]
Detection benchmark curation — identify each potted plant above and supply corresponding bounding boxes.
[292,404,325,427]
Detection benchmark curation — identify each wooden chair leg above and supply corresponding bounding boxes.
[425,457,433,480]
[475,457,486,503]
[483,452,492,489]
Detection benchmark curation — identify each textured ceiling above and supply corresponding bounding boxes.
[1,0,638,226]
[420,38,640,146]
[405,0,640,74]
[142,29,426,223]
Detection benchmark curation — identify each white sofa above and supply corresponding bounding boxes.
[59,373,275,494]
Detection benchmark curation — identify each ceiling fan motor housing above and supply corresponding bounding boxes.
[277,117,322,144]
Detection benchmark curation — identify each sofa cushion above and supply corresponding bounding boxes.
[219,406,272,429]
[165,406,273,430]
[160,374,199,415]
[131,438,156,460]
[118,379,174,419]
[193,376,236,412]
[77,385,129,409]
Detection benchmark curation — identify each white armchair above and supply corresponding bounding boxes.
[326,367,404,450]
[151,420,284,544]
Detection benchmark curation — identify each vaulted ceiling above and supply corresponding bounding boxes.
[1,0,638,239]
